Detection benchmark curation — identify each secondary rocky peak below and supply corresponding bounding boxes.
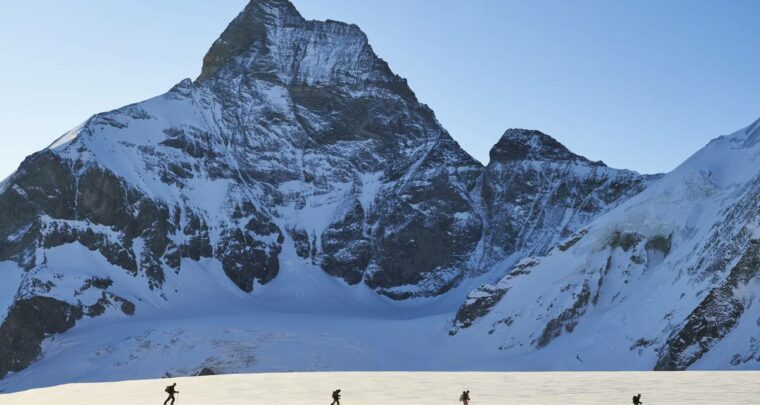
[488,128,602,166]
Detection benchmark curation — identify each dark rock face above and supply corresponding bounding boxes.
[557,229,588,252]
[77,167,129,227]
[217,221,283,292]
[0,151,74,268]
[195,367,217,376]
[287,227,312,259]
[368,157,484,297]
[536,282,591,348]
[489,129,601,165]
[320,201,371,284]
[655,239,760,370]
[449,258,540,335]
[86,292,136,317]
[450,284,508,335]
[482,129,658,265]
[0,297,83,379]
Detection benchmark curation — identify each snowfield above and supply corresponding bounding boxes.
[3,371,759,405]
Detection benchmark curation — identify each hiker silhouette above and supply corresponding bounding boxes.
[632,393,643,405]
[164,382,179,405]
[459,389,471,405]
[331,388,341,405]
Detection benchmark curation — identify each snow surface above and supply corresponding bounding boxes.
[3,371,759,405]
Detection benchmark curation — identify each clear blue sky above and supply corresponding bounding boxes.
[2,0,759,178]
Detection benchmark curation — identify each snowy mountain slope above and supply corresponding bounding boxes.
[451,119,760,370]
[0,0,656,385]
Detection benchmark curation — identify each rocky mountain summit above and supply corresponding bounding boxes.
[7,0,755,387]
[481,129,658,268]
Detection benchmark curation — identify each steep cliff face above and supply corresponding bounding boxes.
[481,129,657,266]
[0,0,655,382]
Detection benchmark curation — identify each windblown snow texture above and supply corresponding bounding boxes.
[0,0,754,389]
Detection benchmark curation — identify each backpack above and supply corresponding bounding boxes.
[165,386,172,393]
[460,393,465,401]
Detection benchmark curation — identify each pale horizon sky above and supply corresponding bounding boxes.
[1,0,759,178]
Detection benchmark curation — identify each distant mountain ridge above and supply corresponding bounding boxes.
[451,119,760,370]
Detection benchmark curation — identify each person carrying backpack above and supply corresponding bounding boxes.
[459,389,471,405]
[632,393,643,405]
[331,388,341,405]
[164,382,179,405]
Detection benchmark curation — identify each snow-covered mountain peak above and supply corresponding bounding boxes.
[0,0,671,386]
[638,116,760,197]
[489,128,603,166]
[197,0,413,100]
